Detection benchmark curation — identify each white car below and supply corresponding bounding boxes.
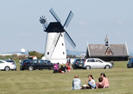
[0,60,17,71]
[83,58,113,70]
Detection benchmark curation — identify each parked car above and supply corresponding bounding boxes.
[0,59,17,71]
[83,58,113,70]
[20,59,53,71]
[127,58,133,68]
[72,58,85,69]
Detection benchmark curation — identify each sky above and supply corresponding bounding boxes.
[0,0,133,54]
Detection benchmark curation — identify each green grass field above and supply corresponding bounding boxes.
[0,61,133,94]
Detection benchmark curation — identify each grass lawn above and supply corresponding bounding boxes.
[0,61,133,94]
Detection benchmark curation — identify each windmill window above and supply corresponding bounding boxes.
[61,34,63,37]
[47,52,49,55]
[63,52,65,55]
[62,43,64,46]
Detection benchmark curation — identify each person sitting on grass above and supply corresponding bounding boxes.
[101,73,109,88]
[87,74,96,89]
[53,63,59,73]
[96,73,109,88]
[59,65,66,73]
[72,75,81,90]
[96,77,104,88]
[82,74,96,89]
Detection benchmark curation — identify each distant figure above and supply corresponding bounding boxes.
[59,65,66,73]
[8,58,11,60]
[53,63,59,73]
[72,75,81,90]
[66,61,71,72]
[33,56,37,60]
[96,73,109,88]
[19,59,22,64]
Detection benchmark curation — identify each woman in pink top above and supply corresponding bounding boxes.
[96,73,109,88]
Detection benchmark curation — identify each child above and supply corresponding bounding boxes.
[96,77,104,88]
[72,75,81,90]
[59,65,66,73]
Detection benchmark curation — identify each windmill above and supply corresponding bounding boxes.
[39,9,76,64]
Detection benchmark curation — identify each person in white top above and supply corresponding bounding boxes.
[72,75,81,90]
[88,74,96,89]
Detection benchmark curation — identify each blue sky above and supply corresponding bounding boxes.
[0,0,133,53]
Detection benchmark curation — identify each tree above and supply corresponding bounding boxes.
[28,51,44,59]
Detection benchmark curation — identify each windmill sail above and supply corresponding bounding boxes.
[39,16,48,31]
[64,11,74,28]
[64,32,76,48]
[49,8,61,22]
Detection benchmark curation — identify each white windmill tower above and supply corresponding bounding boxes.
[39,9,76,64]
